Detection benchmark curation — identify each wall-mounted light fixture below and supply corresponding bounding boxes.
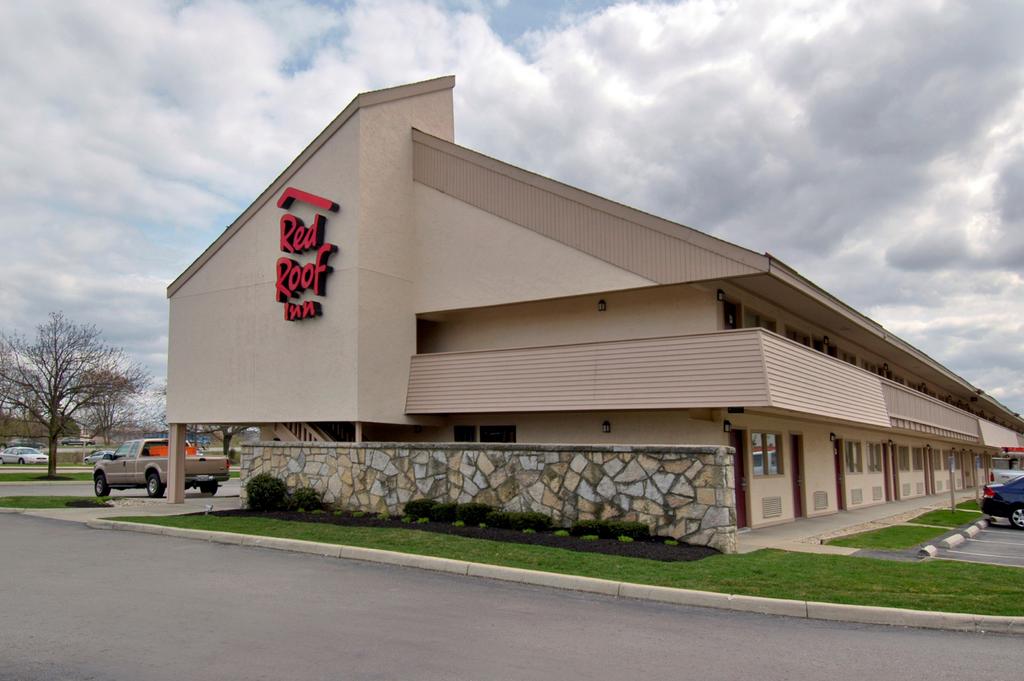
[716,289,726,302]
[601,420,611,434]
[723,420,732,433]
[829,432,836,442]
[597,299,607,312]
[882,363,889,372]
[823,335,830,346]
[887,439,895,449]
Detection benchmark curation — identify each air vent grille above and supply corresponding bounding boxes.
[850,488,863,505]
[916,482,924,495]
[903,483,911,497]
[762,496,783,518]
[813,491,828,510]
[873,486,883,501]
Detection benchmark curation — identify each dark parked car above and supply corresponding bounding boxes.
[981,478,1024,529]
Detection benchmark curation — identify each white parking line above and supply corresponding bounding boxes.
[945,549,1024,560]
[968,538,1024,546]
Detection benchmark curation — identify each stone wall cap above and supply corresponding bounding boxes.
[247,441,733,455]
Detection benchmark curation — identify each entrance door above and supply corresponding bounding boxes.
[833,439,846,511]
[790,434,804,518]
[882,443,893,502]
[730,429,748,529]
[723,301,738,329]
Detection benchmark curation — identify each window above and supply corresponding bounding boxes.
[743,309,777,333]
[912,447,924,471]
[867,443,883,473]
[898,446,910,472]
[844,441,863,474]
[841,351,858,366]
[751,432,781,476]
[934,450,946,470]
[479,425,516,443]
[786,327,810,346]
[453,425,477,442]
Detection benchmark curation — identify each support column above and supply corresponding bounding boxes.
[354,421,363,443]
[167,423,186,504]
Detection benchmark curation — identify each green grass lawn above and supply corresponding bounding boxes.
[827,525,945,551]
[0,496,110,508]
[115,514,1024,616]
[0,473,94,482]
[908,509,983,528]
[956,500,981,511]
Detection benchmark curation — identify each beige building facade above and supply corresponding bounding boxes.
[165,76,1024,528]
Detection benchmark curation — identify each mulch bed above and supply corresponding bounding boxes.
[66,500,112,508]
[207,509,718,562]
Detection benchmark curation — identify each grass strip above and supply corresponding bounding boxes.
[0,473,94,482]
[115,514,1024,616]
[827,525,945,550]
[907,509,983,528]
[0,496,110,508]
[956,500,981,512]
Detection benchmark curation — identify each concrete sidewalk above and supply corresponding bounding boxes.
[738,490,980,554]
[1,493,242,524]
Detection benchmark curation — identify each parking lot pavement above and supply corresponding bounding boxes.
[936,522,1024,568]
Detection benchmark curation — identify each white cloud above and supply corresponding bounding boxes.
[1,0,1023,413]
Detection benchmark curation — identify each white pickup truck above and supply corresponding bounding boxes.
[93,438,229,498]
[989,456,1024,486]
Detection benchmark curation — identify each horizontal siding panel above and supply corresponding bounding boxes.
[761,333,891,427]
[414,141,762,284]
[407,332,771,413]
[883,383,979,439]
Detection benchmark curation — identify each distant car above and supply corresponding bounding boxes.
[981,479,1024,529]
[84,449,116,464]
[60,437,96,446]
[0,447,49,465]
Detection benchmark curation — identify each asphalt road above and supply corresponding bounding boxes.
[0,478,241,497]
[0,515,1018,681]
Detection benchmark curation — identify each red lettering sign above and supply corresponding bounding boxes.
[275,187,339,322]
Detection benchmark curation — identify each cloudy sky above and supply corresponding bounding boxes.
[1,0,1023,412]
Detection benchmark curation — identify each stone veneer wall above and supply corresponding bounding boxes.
[241,442,737,553]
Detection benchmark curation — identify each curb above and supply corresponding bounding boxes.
[86,519,1024,636]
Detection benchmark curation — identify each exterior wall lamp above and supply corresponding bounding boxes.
[888,439,895,448]
[597,299,607,312]
[601,420,611,433]
[823,335,830,346]
[716,289,726,302]
[829,432,836,442]
[723,420,732,433]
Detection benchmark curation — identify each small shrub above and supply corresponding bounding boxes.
[290,487,322,512]
[429,502,458,523]
[245,473,288,512]
[310,509,324,515]
[580,534,599,541]
[352,511,366,518]
[607,521,651,541]
[401,515,413,523]
[553,529,570,537]
[453,520,465,527]
[478,523,487,529]
[617,535,634,543]
[332,510,343,517]
[664,539,679,546]
[416,517,429,524]
[377,512,390,521]
[484,511,552,532]
[522,528,536,534]
[456,502,494,526]
[403,499,438,519]
[570,519,611,538]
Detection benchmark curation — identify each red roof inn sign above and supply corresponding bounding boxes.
[274,187,339,321]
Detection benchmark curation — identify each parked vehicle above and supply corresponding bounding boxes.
[0,447,50,465]
[981,478,1024,529]
[60,437,96,446]
[84,449,116,464]
[93,438,229,497]
[990,456,1024,485]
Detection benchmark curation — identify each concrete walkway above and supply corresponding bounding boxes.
[738,490,980,555]
[1,492,243,525]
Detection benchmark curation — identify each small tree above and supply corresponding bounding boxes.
[0,313,149,478]
[196,424,255,460]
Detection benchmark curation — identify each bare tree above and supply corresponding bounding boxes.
[78,377,145,444]
[196,424,255,460]
[0,312,149,478]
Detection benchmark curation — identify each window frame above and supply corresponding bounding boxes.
[750,431,783,477]
[844,440,863,474]
[866,443,883,473]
